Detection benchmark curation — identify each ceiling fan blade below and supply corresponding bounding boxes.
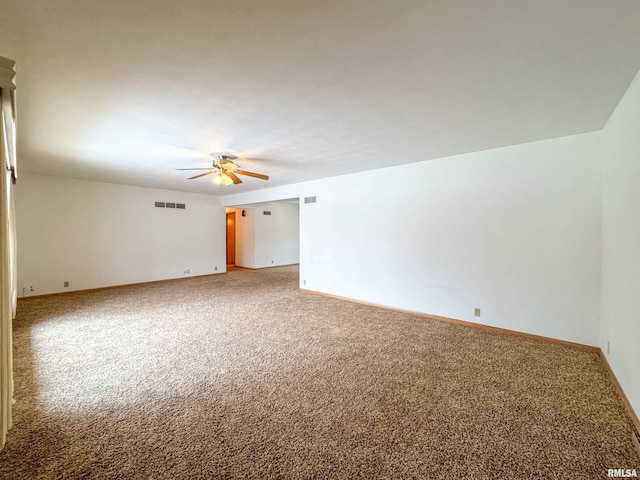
[176,168,213,171]
[226,171,243,184]
[235,169,269,180]
[187,171,214,180]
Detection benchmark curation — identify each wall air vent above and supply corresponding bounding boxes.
[263,211,272,215]
[304,196,317,204]
[156,201,185,209]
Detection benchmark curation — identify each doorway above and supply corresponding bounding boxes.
[226,211,236,267]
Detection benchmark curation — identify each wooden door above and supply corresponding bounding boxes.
[226,212,236,265]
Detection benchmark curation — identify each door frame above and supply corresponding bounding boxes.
[226,211,236,265]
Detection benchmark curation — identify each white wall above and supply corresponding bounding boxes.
[0,2,22,62]
[15,173,226,296]
[600,69,640,419]
[254,201,299,268]
[227,201,299,269]
[225,132,602,346]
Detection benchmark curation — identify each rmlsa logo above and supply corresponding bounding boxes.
[608,469,638,478]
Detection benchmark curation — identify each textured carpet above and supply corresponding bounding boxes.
[1,265,638,479]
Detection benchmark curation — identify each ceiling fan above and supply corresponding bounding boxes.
[176,154,269,186]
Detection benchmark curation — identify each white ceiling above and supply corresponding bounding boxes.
[2,0,640,196]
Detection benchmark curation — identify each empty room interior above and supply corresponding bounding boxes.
[1,1,639,478]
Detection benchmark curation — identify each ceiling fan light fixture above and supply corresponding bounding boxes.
[178,154,267,186]
[212,172,234,185]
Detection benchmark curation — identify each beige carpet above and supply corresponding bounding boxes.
[1,265,638,479]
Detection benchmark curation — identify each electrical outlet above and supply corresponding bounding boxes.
[474,307,481,317]
[214,266,218,271]
[271,260,274,264]
[63,281,69,288]
[30,286,34,292]
[303,279,307,286]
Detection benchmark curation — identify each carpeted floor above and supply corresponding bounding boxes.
[1,265,638,479]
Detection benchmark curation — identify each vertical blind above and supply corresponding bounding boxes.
[0,56,17,450]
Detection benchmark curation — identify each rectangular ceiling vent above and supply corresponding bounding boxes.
[155,202,165,208]
[263,211,272,216]
[176,203,186,209]
[166,202,176,208]
[304,196,317,204]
